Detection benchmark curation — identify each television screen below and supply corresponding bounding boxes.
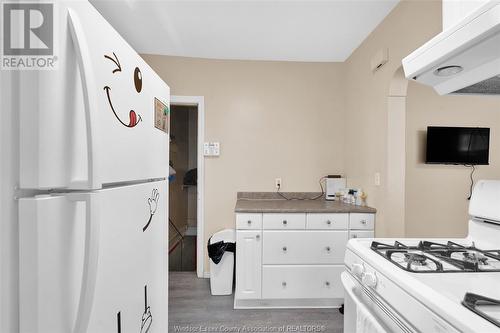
[426,127,490,165]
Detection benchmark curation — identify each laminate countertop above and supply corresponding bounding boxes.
[234,192,376,214]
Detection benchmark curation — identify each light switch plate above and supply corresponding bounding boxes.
[204,142,220,156]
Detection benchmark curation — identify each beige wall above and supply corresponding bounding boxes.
[142,55,346,271]
[144,0,500,271]
[405,82,500,237]
[343,0,443,237]
[345,0,500,238]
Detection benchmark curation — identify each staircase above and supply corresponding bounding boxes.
[169,219,196,271]
[169,220,183,253]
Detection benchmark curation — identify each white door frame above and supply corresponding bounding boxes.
[170,95,206,278]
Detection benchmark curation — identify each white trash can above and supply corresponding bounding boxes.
[208,229,235,295]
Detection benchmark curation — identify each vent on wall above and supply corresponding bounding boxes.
[371,48,389,72]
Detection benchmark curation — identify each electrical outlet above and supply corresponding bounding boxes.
[374,172,381,186]
[275,178,282,189]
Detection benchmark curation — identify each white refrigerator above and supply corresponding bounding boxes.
[8,1,170,332]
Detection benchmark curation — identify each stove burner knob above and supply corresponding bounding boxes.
[362,272,378,288]
[351,263,364,277]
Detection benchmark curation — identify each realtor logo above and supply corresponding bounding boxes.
[1,2,58,69]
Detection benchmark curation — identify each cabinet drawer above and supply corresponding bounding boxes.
[263,213,305,230]
[262,265,343,299]
[349,213,375,230]
[263,231,348,264]
[349,230,374,239]
[236,213,262,230]
[306,213,348,230]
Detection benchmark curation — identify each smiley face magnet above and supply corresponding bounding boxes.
[103,52,143,128]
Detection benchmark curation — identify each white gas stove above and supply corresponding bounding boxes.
[342,180,500,333]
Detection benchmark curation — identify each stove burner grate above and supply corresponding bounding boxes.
[370,241,500,273]
[404,253,428,265]
[463,293,500,328]
[386,250,443,272]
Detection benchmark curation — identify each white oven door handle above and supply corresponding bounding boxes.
[342,272,388,333]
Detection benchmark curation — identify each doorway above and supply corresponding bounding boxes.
[168,96,205,277]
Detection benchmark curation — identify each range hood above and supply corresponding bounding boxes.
[402,1,500,95]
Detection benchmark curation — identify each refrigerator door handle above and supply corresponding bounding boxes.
[68,8,101,189]
[68,193,101,333]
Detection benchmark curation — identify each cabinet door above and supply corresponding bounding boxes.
[235,230,262,299]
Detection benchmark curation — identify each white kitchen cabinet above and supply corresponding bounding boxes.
[263,213,306,229]
[350,213,375,230]
[350,230,374,239]
[236,213,262,230]
[262,265,344,299]
[263,231,347,264]
[306,213,348,230]
[235,230,262,299]
[234,210,375,309]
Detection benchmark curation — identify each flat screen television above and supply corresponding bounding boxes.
[426,126,490,165]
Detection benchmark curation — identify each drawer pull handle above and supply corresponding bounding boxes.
[256,234,260,240]
[247,220,252,224]
[282,220,288,225]
[326,246,331,252]
[282,246,287,252]
[361,219,367,225]
[353,234,358,239]
[325,281,330,286]
[282,281,287,287]
[326,220,332,225]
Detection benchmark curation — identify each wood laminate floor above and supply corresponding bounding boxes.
[169,272,344,333]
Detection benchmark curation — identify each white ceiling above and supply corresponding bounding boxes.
[90,0,400,62]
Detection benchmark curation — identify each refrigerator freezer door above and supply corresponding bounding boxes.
[19,180,168,333]
[19,1,170,190]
